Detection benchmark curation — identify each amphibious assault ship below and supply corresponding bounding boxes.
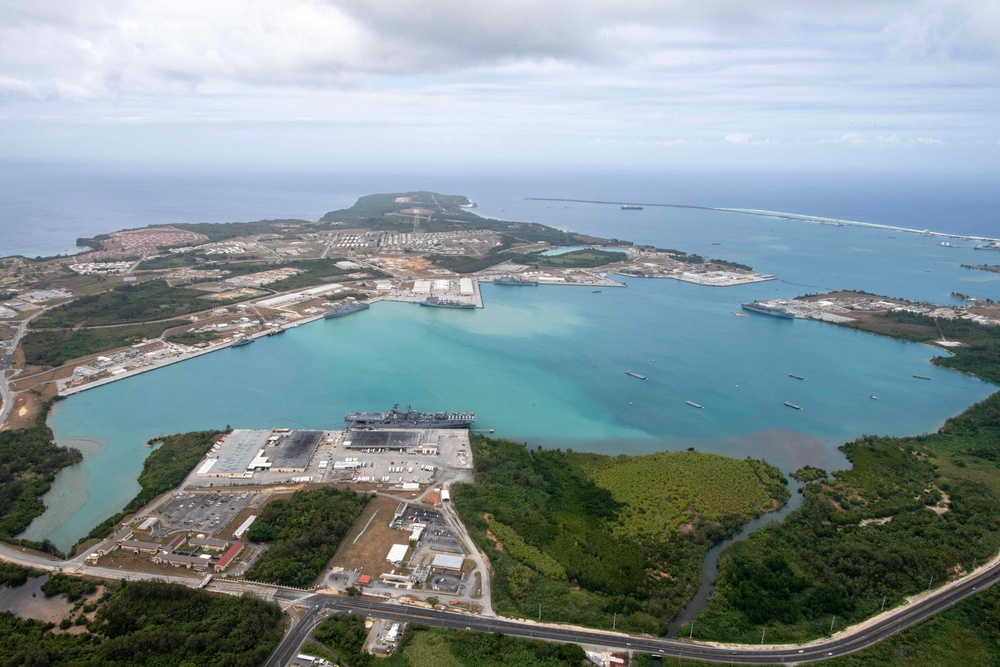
[345,404,476,429]
[741,301,795,319]
[324,301,370,319]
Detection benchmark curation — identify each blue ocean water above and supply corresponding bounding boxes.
[3,162,999,549]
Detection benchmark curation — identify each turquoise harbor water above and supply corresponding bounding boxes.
[7,171,1000,550]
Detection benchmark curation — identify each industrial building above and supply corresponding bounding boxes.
[344,430,421,451]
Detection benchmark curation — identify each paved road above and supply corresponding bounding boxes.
[264,605,324,667]
[0,310,46,427]
[261,560,1000,666]
[4,531,1000,665]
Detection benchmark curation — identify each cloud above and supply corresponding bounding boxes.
[821,134,945,146]
[0,0,995,170]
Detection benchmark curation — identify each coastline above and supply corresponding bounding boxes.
[523,198,1000,244]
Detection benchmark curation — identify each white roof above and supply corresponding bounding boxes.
[197,459,217,475]
[386,544,409,563]
[431,554,464,570]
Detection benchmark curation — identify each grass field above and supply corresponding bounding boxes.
[453,436,789,634]
[330,495,408,578]
[576,451,787,540]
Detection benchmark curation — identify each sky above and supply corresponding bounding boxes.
[1,0,998,173]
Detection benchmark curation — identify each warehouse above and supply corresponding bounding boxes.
[344,430,421,451]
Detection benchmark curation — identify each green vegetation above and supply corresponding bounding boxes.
[135,250,203,270]
[0,579,283,666]
[33,280,244,328]
[693,298,1000,642]
[505,248,627,268]
[791,465,828,483]
[41,573,97,602]
[0,401,81,555]
[21,320,185,367]
[220,258,385,290]
[174,218,310,242]
[0,563,41,588]
[323,192,618,273]
[75,235,108,251]
[453,436,788,634]
[311,615,588,667]
[78,430,224,547]
[245,487,370,587]
[822,585,1000,667]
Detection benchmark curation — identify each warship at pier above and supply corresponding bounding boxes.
[345,404,476,429]
[494,275,539,286]
[741,301,795,319]
[421,296,476,309]
[324,301,370,319]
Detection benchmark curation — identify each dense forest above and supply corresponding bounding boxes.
[0,401,81,555]
[453,436,788,634]
[693,301,1000,642]
[244,487,370,587]
[0,579,284,666]
[308,615,589,667]
[77,430,224,549]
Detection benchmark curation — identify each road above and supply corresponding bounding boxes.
[3,532,1000,665]
[0,309,46,427]
[258,557,1000,666]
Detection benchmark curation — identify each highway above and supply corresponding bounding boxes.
[3,533,1000,665]
[261,559,1000,666]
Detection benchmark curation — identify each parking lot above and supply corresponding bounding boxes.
[157,491,257,535]
[426,572,463,594]
[394,506,463,554]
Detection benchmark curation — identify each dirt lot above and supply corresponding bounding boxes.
[329,495,408,577]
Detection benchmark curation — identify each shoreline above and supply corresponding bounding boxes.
[523,198,1000,244]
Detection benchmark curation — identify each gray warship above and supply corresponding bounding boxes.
[324,301,370,319]
[345,404,476,429]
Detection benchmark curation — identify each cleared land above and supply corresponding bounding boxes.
[329,495,408,577]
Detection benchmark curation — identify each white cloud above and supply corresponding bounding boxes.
[0,0,995,170]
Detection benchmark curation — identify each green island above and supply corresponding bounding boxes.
[306,614,589,667]
[0,401,82,556]
[244,487,371,588]
[690,297,1000,643]
[453,436,789,633]
[0,576,284,666]
[75,430,225,550]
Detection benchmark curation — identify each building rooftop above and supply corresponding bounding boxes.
[208,430,270,475]
[272,430,322,470]
[345,430,421,450]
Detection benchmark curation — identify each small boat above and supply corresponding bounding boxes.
[788,374,805,380]
[784,402,803,410]
[711,242,722,246]
[593,290,602,293]
[734,312,747,317]
[870,395,879,400]
[626,370,647,380]
[686,401,704,409]
[913,374,933,380]
[266,328,286,336]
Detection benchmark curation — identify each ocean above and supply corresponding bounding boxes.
[3,162,999,550]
